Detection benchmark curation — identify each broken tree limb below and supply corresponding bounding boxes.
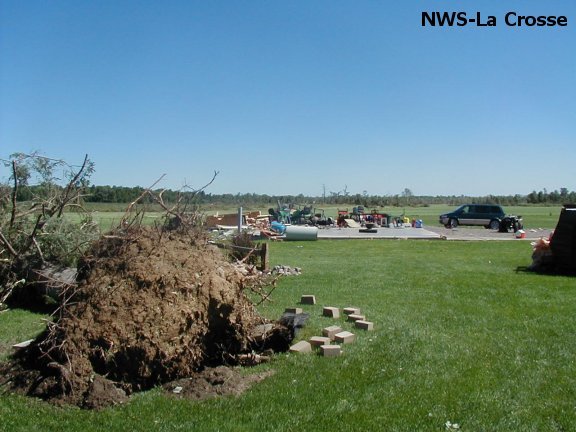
[0,230,18,258]
[57,154,91,218]
[10,160,17,227]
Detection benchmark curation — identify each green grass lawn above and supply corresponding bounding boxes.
[1,239,575,431]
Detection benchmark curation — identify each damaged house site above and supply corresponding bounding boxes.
[1,175,575,411]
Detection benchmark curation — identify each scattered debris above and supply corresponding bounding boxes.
[527,204,576,275]
[271,265,302,276]
[529,237,554,271]
[11,339,34,350]
[236,352,271,366]
[279,311,310,338]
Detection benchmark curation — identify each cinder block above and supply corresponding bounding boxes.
[289,341,312,353]
[320,344,342,357]
[285,307,303,314]
[300,295,316,305]
[334,331,356,344]
[322,325,343,340]
[355,320,374,331]
[322,306,340,318]
[347,314,366,322]
[343,307,361,315]
[309,336,332,347]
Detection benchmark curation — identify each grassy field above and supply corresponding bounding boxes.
[1,239,575,431]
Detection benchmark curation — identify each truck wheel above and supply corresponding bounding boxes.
[489,219,500,230]
[449,218,458,228]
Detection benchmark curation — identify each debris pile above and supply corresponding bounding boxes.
[528,205,576,275]
[529,237,554,271]
[270,265,302,276]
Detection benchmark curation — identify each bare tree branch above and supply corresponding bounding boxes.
[57,154,90,218]
[10,160,17,227]
[120,174,166,221]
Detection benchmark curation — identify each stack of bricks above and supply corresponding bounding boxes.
[343,306,374,332]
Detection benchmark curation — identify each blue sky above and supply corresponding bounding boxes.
[1,1,574,197]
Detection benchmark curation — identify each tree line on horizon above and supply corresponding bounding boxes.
[9,184,576,208]
[3,154,573,208]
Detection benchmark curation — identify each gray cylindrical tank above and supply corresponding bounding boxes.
[284,225,318,241]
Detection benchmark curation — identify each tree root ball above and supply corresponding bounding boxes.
[2,226,277,409]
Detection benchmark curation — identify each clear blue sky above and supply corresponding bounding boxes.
[1,1,574,197]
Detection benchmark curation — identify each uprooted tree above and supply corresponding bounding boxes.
[0,152,98,306]
[1,158,293,409]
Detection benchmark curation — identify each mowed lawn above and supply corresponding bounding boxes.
[1,239,575,431]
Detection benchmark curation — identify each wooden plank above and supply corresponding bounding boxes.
[344,219,361,228]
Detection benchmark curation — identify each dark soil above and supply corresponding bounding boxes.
[162,366,275,401]
[0,226,289,409]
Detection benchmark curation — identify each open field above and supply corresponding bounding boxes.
[1,239,575,431]
[76,204,562,231]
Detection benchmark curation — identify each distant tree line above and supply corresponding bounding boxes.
[8,184,576,208]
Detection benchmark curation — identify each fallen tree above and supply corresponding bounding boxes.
[1,169,293,409]
[0,153,98,307]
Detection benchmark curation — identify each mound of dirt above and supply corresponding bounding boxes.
[1,226,289,409]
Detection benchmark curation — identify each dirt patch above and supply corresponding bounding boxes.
[0,225,289,409]
[162,366,275,401]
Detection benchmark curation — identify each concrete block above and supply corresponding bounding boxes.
[334,331,356,344]
[322,325,343,340]
[300,295,316,305]
[343,307,361,315]
[355,320,374,331]
[285,307,303,314]
[322,306,340,318]
[309,336,332,347]
[347,314,366,322]
[320,344,342,357]
[289,341,312,353]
